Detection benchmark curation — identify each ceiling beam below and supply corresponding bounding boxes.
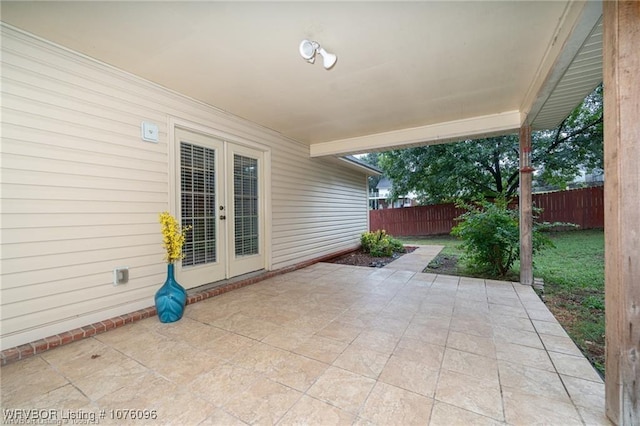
[309,110,522,157]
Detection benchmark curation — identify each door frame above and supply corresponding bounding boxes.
[168,117,272,287]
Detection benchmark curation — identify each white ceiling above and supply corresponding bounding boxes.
[0,1,603,155]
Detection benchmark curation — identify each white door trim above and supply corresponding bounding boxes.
[168,117,272,286]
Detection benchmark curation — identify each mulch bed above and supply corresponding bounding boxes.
[326,246,417,268]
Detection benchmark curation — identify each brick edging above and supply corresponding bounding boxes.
[0,247,356,366]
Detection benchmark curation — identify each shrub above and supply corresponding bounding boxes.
[451,197,556,277]
[361,230,405,257]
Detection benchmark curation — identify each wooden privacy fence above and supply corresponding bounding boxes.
[369,186,604,236]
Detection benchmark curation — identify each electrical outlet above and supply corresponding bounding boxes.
[113,267,129,286]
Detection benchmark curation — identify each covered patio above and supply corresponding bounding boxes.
[1,258,607,425]
[1,1,638,424]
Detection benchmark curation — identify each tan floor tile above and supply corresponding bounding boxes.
[307,366,376,413]
[525,308,558,322]
[403,323,449,346]
[293,335,348,364]
[487,304,528,319]
[198,408,247,425]
[410,315,452,330]
[367,316,411,336]
[497,361,571,402]
[441,348,499,384]
[204,332,257,360]
[263,328,311,351]
[7,383,90,412]
[487,294,521,307]
[488,314,535,332]
[430,401,505,426]
[502,387,583,425]
[561,375,605,409]
[446,331,496,358]
[224,314,283,340]
[246,306,303,327]
[548,351,603,382]
[450,316,493,336]
[532,319,569,337]
[432,276,460,287]
[186,362,260,406]
[359,382,433,425]
[223,377,302,425]
[97,372,177,412]
[393,337,445,370]
[316,321,363,343]
[0,356,69,406]
[379,355,439,397]
[72,357,149,401]
[266,352,328,392]
[575,405,613,426]
[152,389,216,425]
[96,329,174,364]
[495,342,555,371]
[277,395,354,425]
[540,334,585,357]
[231,342,289,375]
[492,326,543,349]
[333,345,390,379]
[455,292,488,304]
[417,303,454,318]
[141,341,225,385]
[352,329,400,354]
[41,339,133,382]
[435,370,504,421]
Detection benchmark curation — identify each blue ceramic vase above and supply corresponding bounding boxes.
[155,263,187,323]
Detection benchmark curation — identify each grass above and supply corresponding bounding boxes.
[399,229,605,376]
[530,229,605,375]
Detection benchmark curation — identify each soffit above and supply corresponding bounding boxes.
[0,1,600,153]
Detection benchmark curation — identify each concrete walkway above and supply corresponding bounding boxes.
[385,245,444,272]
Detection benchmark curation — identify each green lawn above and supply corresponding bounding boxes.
[530,229,605,375]
[399,229,606,375]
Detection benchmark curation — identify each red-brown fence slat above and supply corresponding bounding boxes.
[369,186,604,236]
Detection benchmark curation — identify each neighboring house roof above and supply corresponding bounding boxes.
[341,155,382,176]
[376,178,392,190]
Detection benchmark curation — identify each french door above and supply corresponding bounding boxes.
[174,128,265,289]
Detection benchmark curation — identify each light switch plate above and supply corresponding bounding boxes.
[141,122,159,142]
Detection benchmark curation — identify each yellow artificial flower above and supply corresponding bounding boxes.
[159,212,191,263]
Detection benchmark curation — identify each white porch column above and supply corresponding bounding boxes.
[603,1,640,425]
[519,124,533,286]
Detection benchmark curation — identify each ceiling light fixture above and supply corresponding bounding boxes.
[299,39,337,70]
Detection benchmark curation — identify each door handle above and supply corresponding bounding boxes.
[220,215,226,220]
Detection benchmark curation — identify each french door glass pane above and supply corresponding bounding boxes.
[234,154,259,256]
[180,142,217,267]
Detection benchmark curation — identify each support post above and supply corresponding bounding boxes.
[519,124,533,286]
[603,2,640,425]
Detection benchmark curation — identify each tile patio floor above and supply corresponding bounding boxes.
[0,255,610,425]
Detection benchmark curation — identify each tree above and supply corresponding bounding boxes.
[358,152,383,191]
[378,85,603,204]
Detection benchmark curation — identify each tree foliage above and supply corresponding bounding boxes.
[359,152,383,191]
[378,85,603,204]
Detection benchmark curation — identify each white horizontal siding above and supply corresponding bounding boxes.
[0,25,368,350]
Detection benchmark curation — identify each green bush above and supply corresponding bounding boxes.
[361,230,405,257]
[451,197,555,277]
